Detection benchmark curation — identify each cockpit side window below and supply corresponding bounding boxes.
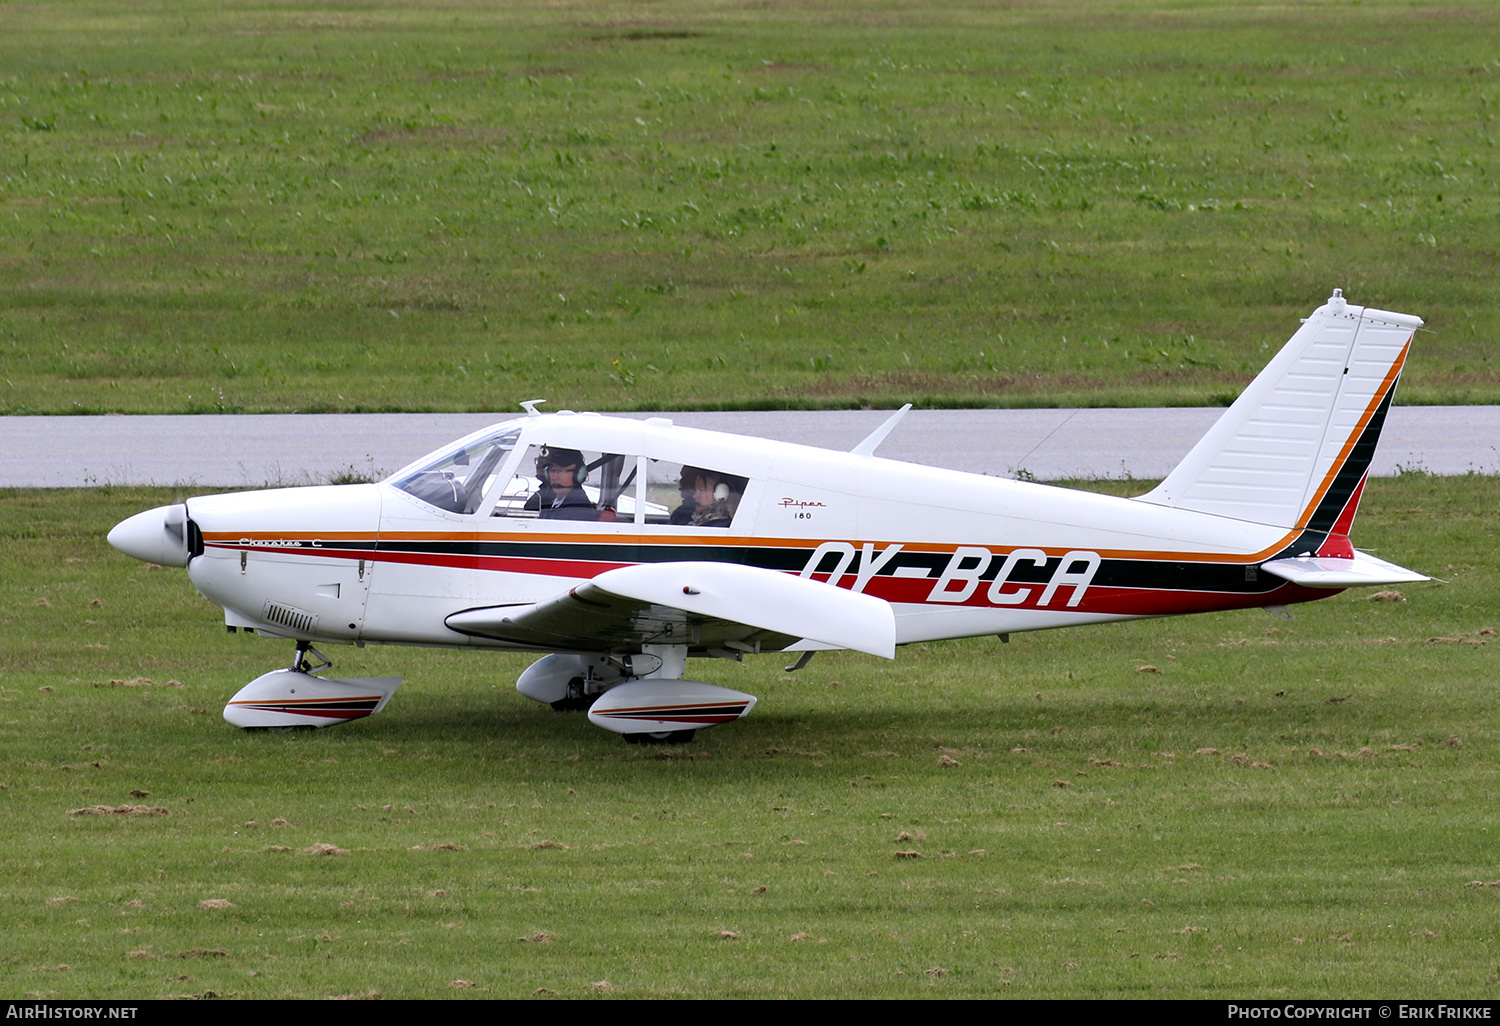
[491,445,634,523]
[390,428,520,514]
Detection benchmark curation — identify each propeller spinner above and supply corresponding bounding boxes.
[107,503,196,567]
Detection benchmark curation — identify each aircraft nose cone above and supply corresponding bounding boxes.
[108,504,192,567]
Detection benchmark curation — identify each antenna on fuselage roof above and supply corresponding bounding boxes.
[850,403,912,457]
[519,399,547,416]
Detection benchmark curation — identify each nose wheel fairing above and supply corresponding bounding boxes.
[223,668,404,730]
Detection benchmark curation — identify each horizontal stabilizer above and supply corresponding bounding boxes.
[1260,552,1428,589]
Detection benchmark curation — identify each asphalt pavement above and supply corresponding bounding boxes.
[1,407,1495,488]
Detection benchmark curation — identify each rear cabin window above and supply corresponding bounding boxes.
[643,458,747,529]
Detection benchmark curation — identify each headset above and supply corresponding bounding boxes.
[535,446,589,485]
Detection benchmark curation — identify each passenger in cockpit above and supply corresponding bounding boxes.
[670,467,742,528]
[524,447,598,520]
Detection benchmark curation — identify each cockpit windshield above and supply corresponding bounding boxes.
[389,426,521,514]
[388,419,753,529]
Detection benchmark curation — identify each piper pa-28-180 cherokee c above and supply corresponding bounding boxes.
[109,290,1428,743]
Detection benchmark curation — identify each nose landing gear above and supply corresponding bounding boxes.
[222,641,404,731]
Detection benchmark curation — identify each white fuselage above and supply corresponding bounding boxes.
[179,412,1315,657]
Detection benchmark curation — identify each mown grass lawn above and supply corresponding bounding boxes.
[1,475,1496,998]
[2,0,1498,414]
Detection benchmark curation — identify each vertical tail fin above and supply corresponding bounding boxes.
[1139,290,1420,536]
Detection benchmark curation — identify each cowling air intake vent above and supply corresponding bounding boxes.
[262,601,319,636]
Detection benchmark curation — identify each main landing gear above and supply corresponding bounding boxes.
[549,675,600,713]
[546,673,696,742]
[515,647,756,745]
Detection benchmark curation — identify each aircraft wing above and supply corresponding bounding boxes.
[1260,551,1428,589]
[446,562,897,659]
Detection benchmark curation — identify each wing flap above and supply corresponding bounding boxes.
[447,562,896,659]
[1260,551,1428,589]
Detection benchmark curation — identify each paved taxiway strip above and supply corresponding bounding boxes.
[1,407,1495,489]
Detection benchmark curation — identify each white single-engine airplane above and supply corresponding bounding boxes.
[109,290,1427,742]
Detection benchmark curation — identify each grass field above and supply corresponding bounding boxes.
[2,475,1497,999]
[3,0,1499,414]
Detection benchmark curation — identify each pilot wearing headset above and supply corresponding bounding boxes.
[524,447,598,520]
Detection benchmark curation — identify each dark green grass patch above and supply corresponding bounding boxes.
[1,477,1498,997]
[3,0,1500,414]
